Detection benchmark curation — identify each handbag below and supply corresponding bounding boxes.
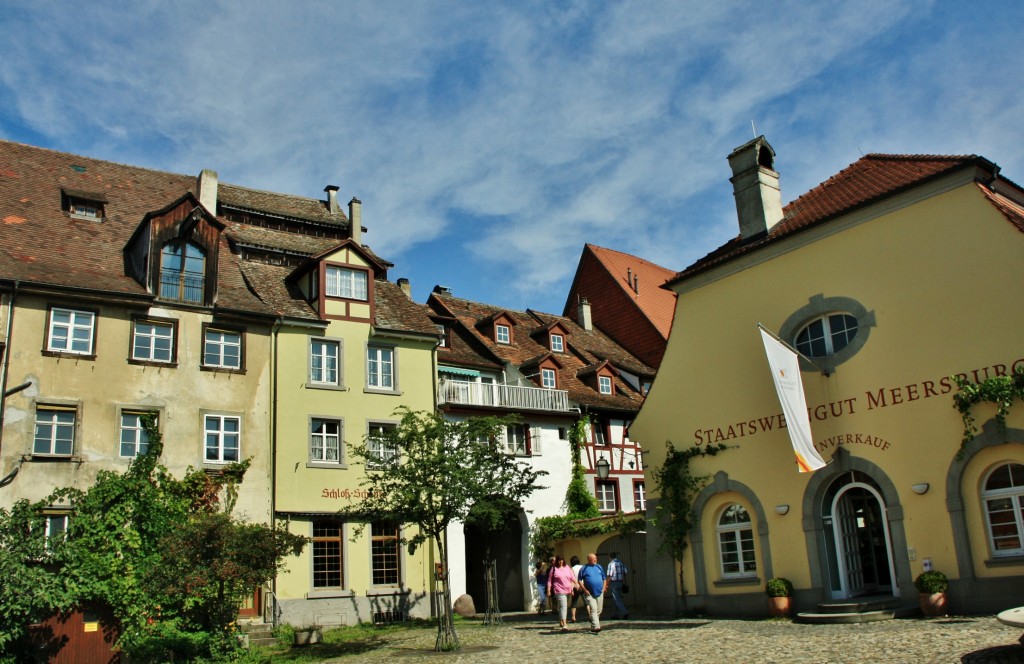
[622,584,629,594]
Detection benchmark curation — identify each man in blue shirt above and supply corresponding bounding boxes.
[606,552,628,619]
[577,552,607,633]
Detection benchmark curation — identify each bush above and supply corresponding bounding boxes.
[765,577,793,597]
[914,570,948,594]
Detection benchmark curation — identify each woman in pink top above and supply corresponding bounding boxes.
[546,555,578,631]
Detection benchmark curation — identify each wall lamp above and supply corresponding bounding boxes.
[775,504,790,515]
[911,483,930,495]
[596,456,611,479]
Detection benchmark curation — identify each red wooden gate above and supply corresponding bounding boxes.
[27,605,120,663]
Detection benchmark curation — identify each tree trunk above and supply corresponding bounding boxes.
[434,537,461,652]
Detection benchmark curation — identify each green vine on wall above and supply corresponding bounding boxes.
[531,512,645,560]
[651,441,730,566]
[952,367,1024,456]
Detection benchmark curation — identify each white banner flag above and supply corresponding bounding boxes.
[759,328,827,473]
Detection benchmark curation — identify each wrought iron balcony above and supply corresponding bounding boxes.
[437,378,570,412]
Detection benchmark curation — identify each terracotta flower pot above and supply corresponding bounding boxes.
[767,596,792,618]
[919,592,947,617]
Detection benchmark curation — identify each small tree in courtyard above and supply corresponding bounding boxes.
[340,408,544,652]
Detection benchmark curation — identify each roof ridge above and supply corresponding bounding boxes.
[219,181,328,206]
[587,243,675,272]
[0,138,192,181]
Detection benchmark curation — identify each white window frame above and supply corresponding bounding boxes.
[204,414,241,464]
[599,375,613,395]
[366,345,396,391]
[794,313,859,359]
[203,328,242,370]
[309,337,342,387]
[34,407,76,457]
[503,423,529,456]
[633,481,647,511]
[325,265,368,301]
[541,368,557,389]
[132,319,175,363]
[595,480,618,512]
[310,417,343,465]
[550,334,564,352]
[47,307,95,355]
[982,462,1024,557]
[717,503,757,577]
[44,513,69,550]
[495,324,510,344]
[367,422,398,468]
[120,410,156,458]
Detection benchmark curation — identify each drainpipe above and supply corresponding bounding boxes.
[0,281,20,460]
[270,316,282,619]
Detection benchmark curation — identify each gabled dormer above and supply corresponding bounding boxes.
[578,360,620,396]
[530,321,571,353]
[521,353,564,389]
[124,192,224,307]
[61,187,108,221]
[287,240,387,323]
[477,312,517,346]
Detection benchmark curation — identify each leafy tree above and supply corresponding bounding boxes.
[340,408,544,652]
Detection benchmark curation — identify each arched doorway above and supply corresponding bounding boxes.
[822,471,898,599]
[596,532,647,610]
[463,504,524,613]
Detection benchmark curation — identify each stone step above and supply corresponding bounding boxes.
[796,609,895,624]
[249,636,279,647]
[815,597,902,614]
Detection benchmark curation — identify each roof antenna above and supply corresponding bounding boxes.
[751,120,757,138]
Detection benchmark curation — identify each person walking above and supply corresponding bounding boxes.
[577,552,607,633]
[546,555,577,631]
[534,559,550,614]
[569,555,585,623]
[606,552,629,619]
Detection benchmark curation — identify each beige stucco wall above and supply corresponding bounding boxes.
[0,295,273,522]
[633,180,1024,610]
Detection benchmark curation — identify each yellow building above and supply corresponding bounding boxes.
[256,240,441,627]
[633,137,1024,617]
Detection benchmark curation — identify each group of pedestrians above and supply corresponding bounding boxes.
[534,551,628,633]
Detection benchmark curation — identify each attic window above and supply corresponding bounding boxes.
[62,189,107,221]
[550,334,564,353]
[599,375,613,395]
[495,324,511,345]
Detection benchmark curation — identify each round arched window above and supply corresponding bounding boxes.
[983,462,1024,556]
[717,503,756,577]
[794,313,859,358]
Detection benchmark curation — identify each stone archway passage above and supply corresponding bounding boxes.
[597,532,647,610]
[464,513,524,613]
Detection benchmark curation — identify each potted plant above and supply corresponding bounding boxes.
[915,570,948,617]
[765,577,794,617]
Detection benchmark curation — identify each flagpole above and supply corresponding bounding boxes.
[756,323,832,377]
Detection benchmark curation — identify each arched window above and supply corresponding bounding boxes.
[160,241,205,303]
[795,313,858,358]
[982,462,1024,556]
[717,503,756,577]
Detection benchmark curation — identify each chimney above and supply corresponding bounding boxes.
[578,297,593,331]
[348,197,362,245]
[727,136,783,240]
[197,169,218,214]
[397,277,412,299]
[324,185,340,215]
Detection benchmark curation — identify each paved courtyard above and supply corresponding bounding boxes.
[326,613,1024,663]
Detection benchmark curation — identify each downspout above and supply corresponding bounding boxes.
[270,316,282,620]
[0,281,20,459]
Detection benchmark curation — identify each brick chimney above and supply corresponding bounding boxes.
[348,197,362,245]
[197,169,218,214]
[728,136,783,240]
[324,185,340,215]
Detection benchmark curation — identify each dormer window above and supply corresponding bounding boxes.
[550,334,564,353]
[326,266,368,301]
[62,188,107,221]
[599,375,613,394]
[541,368,557,389]
[436,324,448,348]
[160,241,205,303]
[496,324,511,345]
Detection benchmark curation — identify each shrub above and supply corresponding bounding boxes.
[765,577,793,597]
[914,571,948,594]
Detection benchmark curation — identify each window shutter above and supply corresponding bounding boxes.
[531,426,542,455]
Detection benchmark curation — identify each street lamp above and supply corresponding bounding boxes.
[596,456,610,479]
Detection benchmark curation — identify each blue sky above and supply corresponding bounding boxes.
[2,1,1022,315]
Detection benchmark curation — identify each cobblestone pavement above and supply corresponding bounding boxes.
[329,613,1024,664]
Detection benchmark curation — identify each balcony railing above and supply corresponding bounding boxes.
[438,378,570,412]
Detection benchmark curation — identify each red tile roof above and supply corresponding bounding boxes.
[671,154,1014,285]
[579,244,677,338]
